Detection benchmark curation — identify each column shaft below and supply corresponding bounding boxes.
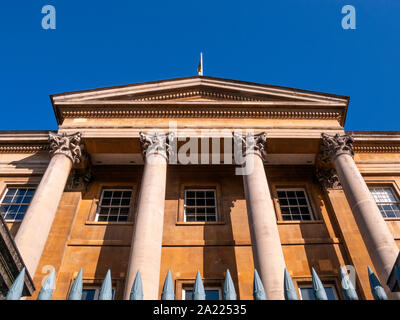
[14,154,72,276]
[124,153,167,300]
[243,153,285,300]
[334,153,400,299]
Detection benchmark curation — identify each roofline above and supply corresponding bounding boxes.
[49,75,350,125]
[49,75,350,101]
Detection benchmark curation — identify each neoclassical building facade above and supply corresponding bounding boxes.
[1,76,400,300]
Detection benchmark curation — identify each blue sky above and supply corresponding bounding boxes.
[0,0,399,131]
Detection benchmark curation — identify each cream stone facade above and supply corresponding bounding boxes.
[1,76,400,300]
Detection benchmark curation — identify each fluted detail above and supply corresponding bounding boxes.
[139,131,175,160]
[233,131,267,160]
[49,132,83,163]
[320,133,354,163]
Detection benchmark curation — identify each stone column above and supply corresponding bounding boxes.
[321,133,400,299]
[15,132,83,278]
[234,132,285,300]
[124,131,174,300]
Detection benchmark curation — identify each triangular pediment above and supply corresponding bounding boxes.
[51,76,349,105]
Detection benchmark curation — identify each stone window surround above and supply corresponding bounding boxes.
[177,182,225,225]
[365,179,400,221]
[271,182,323,223]
[175,278,224,300]
[85,182,137,225]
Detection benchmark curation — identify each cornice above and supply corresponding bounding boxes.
[59,106,343,122]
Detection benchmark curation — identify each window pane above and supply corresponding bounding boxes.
[205,290,220,300]
[6,189,16,196]
[325,287,338,300]
[186,191,195,198]
[185,290,193,300]
[121,198,130,206]
[205,191,214,198]
[101,198,111,205]
[300,288,315,300]
[82,289,96,300]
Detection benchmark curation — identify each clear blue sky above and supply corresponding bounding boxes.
[1,0,399,131]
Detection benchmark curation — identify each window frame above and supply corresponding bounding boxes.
[274,187,315,222]
[183,188,218,223]
[298,283,339,300]
[86,184,136,224]
[82,286,115,300]
[369,185,400,219]
[181,286,222,300]
[177,183,224,225]
[0,187,36,222]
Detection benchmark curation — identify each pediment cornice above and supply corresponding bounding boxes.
[51,76,349,104]
[51,76,349,125]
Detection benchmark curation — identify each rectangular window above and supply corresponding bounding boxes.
[82,287,115,300]
[95,189,132,222]
[299,284,338,300]
[0,188,35,222]
[276,188,314,221]
[182,287,221,300]
[184,189,217,222]
[369,187,400,218]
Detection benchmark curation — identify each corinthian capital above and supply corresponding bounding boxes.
[233,131,267,160]
[49,132,83,164]
[320,133,354,163]
[139,131,175,160]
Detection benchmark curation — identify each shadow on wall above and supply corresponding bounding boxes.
[91,165,142,300]
[203,165,240,299]
[299,176,346,300]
